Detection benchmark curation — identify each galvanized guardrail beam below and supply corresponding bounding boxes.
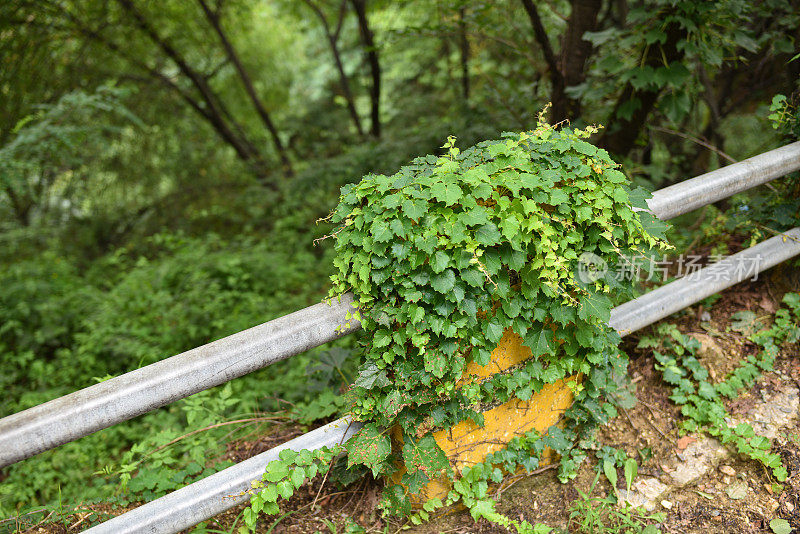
[85,226,800,534]
[1,141,799,468]
[0,295,358,468]
[647,141,800,220]
[609,228,800,334]
[86,417,362,534]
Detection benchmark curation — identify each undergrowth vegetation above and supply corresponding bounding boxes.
[243,118,672,532]
[2,0,800,532]
[644,293,800,483]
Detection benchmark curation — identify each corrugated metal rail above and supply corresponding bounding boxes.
[87,226,800,534]
[1,142,799,533]
[2,141,798,469]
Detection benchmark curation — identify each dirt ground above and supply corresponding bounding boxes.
[13,268,800,534]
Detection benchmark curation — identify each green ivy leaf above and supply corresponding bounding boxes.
[431,250,450,273]
[430,181,463,205]
[261,484,278,503]
[290,467,306,489]
[475,223,501,246]
[346,424,391,477]
[277,479,294,500]
[371,220,393,242]
[424,351,447,378]
[402,198,428,219]
[354,363,391,389]
[524,325,555,357]
[431,269,456,293]
[403,434,449,481]
[264,460,289,483]
[578,292,612,323]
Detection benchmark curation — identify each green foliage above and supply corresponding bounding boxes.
[0,229,348,519]
[0,86,140,227]
[331,123,664,432]
[769,94,800,141]
[644,293,800,483]
[245,445,340,531]
[569,471,665,534]
[289,121,666,524]
[243,121,668,530]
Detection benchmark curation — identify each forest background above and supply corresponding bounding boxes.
[1,0,799,525]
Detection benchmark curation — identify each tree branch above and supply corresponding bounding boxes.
[302,0,364,136]
[196,0,294,176]
[350,0,381,138]
[520,0,562,90]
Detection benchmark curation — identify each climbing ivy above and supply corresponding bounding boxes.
[246,114,669,530]
[640,293,800,484]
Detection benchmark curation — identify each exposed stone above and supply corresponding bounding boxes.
[668,437,728,487]
[618,477,670,512]
[719,465,735,476]
[661,500,673,509]
[676,435,696,451]
[730,386,799,439]
[693,333,727,380]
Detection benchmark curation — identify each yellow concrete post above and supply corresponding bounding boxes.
[392,328,577,504]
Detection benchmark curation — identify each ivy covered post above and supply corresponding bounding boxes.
[327,115,668,522]
[247,114,669,532]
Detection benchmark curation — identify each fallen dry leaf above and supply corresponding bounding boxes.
[759,295,777,313]
[676,436,696,451]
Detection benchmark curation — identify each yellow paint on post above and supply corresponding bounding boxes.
[393,329,578,504]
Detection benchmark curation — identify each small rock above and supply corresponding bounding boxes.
[669,437,729,487]
[693,333,726,378]
[661,500,673,509]
[618,477,670,512]
[700,311,712,321]
[719,465,735,476]
[729,386,800,439]
[725,481,749,500]
[786,501,795,512]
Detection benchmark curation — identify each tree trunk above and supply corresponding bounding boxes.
[599,22,686,157]
[520,0,562,110]
[521,0,601,123]
[197,0,293,177]
[458,7,470,101]
[303,0,364,136]
[350,0,381,138]
[553,0,602,122]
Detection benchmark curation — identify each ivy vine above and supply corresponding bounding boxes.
[246,115,670,531]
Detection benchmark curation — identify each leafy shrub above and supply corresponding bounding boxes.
[246,117,669,530]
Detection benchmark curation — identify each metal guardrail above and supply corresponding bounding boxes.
[2,141,799,469]
[646,141,800,220]
[86,417,362,534]
[0,295,358,468]
[1,142,799,532]
[86,226,800,534]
